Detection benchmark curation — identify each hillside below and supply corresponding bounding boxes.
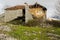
[0,20,60,40]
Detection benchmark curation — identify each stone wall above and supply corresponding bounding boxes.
[4,9,23,22]
[0,13,5,23]
[0,7,46,23]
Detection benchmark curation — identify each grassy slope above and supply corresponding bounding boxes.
[1,19,60,40]
[6,25,60,40]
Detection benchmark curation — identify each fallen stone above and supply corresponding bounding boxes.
[0,33,17,40]
[47,33,60,39]
[0,25,11,32]
[0,34,7,40]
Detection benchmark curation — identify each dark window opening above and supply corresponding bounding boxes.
[22,8,25,23]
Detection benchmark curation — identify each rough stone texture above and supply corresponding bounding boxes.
[47,33,60,40]
[6,36,17,40]
[0,13,5,23]
[25,10,33,23]
[0,34,6,40]
[0,34,17,40]
[33,38,38,40]
[4,9,23,22]
[25,4,33,23]
[0,25,11,32]
[0,25,17,40]
[0,9,23,22]
[24,31,31,36]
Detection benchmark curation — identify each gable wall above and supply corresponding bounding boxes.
[29,8,46,18]
[4,9,23,22]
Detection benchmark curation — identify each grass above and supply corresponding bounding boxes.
[4,24,59,40]
[1,19,60,40]
[8,25,49,40]
[0,23,60,40]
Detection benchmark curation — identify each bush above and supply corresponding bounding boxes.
[25,19,46,27]
[46,20,60,27]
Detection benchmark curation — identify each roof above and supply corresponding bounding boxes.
[29,2,47,11]
[5,5,25,10]
[5,3,47,10]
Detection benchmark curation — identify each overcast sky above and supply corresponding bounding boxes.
[0,0,58,18]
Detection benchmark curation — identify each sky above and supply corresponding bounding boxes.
[0,0,59,19]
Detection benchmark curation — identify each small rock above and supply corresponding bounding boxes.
[39,31,41,34]
[47,33,60,39]
[48,37,57,40]
[51,30,55,32]
[24,31,30,36]
[32,31,37,36]
[6,36,17,40]
[0,34,7,40]
[32,31,37,33]
[0,33,17,40]
[0,25,11,32]
[33,38,38,40]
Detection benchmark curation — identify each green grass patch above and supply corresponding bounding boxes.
[8,25,51,40]
[1,23,60,40]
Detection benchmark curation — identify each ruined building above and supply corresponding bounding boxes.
[0,3,47,23]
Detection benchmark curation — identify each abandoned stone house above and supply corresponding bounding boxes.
[0,3,47,23]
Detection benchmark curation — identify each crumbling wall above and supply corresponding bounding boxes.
[4,9,23,22]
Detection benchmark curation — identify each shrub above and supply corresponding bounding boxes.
[25,18,46,27]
